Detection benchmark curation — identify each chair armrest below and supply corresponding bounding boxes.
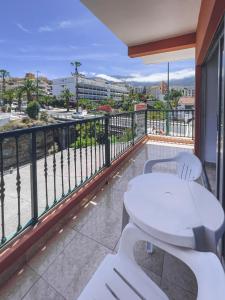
[143,157,175,174]
[119,223,225,300]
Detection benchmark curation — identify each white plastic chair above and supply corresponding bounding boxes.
[78,223,225,300]
[143,151,202,253]
[143,151,202,181]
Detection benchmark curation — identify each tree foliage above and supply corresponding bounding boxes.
[60,88,74,112]
[26,101,40,119]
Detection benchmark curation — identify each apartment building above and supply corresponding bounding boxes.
[52,76,129,101]
[182,87,195,97]
[0,73,52,96]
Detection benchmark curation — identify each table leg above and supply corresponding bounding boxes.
[122,204,130,231]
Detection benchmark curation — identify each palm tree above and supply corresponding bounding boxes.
[4,89,15,111]
[15,87,24,112]
[0,69,10,94]
[21,79,36,103]
[71,61,82,112]
[61,89,74,112]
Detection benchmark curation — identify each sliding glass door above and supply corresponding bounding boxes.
[216,35,225,207]
[201,17,225,258]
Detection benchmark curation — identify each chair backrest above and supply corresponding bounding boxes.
[175,152,202,181]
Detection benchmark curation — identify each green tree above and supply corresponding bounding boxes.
[4,89,15,110]
[164,89,182,109]
[39,95,52,107]
[0,69,10,94]
[21,79,37,103]
[61,89,74,112]
[15,87,24,112]
[153,100,166,110]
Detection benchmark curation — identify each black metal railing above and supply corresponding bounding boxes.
[147,109,194,139]
[0,109,194,248]
[0,111,146,247]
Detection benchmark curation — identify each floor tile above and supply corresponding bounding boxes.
[79,201,122,250]
[0,265,39,300]
[22,278,65,300]
[134,241,165,277]
[161,277,196,300]
[27,226,76,275]
[42,231,110,297]
[162,252,197,293]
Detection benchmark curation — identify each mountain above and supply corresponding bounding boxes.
[95,74,194,87]
[110,75,195,87]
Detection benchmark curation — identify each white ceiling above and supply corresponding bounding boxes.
[81,0,201,47]
[142,48,195,64]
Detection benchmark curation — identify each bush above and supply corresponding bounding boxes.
[39,111,49,122]
[26,101,40,119]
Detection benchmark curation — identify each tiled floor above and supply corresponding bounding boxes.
[0,141,198,300]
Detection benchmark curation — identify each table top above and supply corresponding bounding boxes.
[124,173,225,249]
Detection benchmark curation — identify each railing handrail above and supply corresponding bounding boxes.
[0,109,195,138]
[0,115,106,138]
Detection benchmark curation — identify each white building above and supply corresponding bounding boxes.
[182,87,195,97]
[52,76,129,101]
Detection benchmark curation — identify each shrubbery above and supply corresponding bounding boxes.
[26,101,40,119]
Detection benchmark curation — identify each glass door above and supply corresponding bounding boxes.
[216,35,225,207]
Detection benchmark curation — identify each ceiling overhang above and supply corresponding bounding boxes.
[81,0,201,63]
[128,33,196,58]
[142,48,195,64]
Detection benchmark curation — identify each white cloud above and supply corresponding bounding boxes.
[96,74,122,82]
[94,68,194,83]
[58,20,73,29]
[16,23,30,33]
[38,26,53,32]
[124,68,195,82]
[38,19,91,33]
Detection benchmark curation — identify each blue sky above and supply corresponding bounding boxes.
[0,0,195,82]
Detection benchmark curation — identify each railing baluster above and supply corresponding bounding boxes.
[0,141,6,244]
[15,136,22,231]
[79,123,83,183]
[90,120,93,176]
[94,119,97,173]
[85,122,88,180]
[44,130,49,210]
[98,121,101,169]
[52,129,57,204]
[104,115,110,167]
[132,112,135,145]
[102,119,105,165]
[67,126,71,192]
[30,131,38,223]
[74,124,77,188]
[60,128,64,197]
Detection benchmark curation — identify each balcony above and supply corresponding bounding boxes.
[0,139,196,299]
[0,110,196,297]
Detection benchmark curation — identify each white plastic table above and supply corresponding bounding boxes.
[124,173,225,251]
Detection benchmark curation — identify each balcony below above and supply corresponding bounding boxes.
[0,140,198,300]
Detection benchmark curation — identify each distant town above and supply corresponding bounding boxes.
[0,67,195,131]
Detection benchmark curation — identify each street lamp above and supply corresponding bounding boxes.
[71,61,82,112]
[36,70,40,102]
